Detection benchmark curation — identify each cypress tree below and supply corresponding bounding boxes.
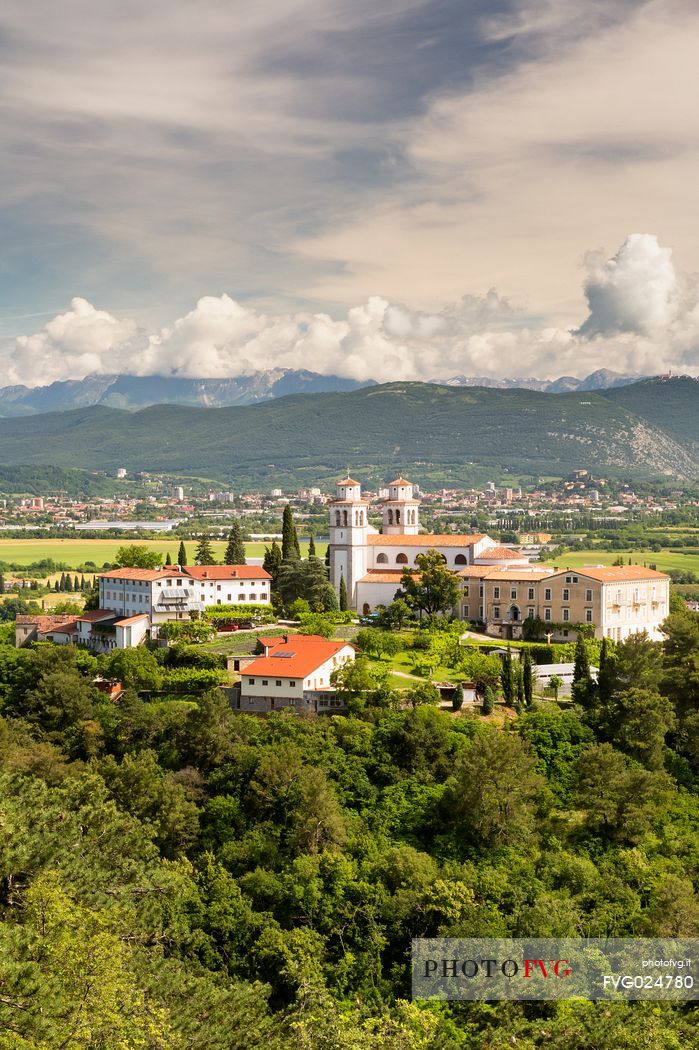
[64,574,73,592]
[515,661,525,710]
[59,572,67,591]
[263,541,283,588]
[165,551,172,565]
[195,534,216,565]
[224,521,247,565]
[573,635,591,684]
[282,504,300,560]
[0,572,4,594]
[308,533,316,558]
[177,541,188,566]
[522,649,534,707]
[339,572,348,611]
[597,636,614,704]
[80,574,86,590]
[54,579,60,592]
[482,685,495,715]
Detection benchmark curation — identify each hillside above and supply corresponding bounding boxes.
[600,375,699,449]
[0,380,695,486]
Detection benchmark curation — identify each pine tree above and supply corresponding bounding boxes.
[263,541,283,589]
[597,636,614,704]
[80,574,86,590]
[339,573,348,611]
[59,572,67,591]
[482,685,495,715]
[522,649,534,707]
[165,551,172,565]
[54,579,60,592]
[500,648,515,707]
[64,574,73,592]
[195,534,216,565]
[515,661,525,710]
[224,521,247,565]
[308,533,316,558]
[178,541,188,566]
[0,572,4,594]
[282,504,300,560]
[73,575,80,591]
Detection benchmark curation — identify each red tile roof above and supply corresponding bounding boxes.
[367,533,486,546]
[184,565,271,580]
[337,477,360,485]
[76,609,119,622]
[474,546,525,561]
[388,477,413,486]
[98,567,188,581]
[243,635,353,680]
[114,614,150,625]
[358,570,419,584]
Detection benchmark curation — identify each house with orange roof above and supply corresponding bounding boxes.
[237,634,355,713]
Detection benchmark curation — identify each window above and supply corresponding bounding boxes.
[493,586,500,599]
[544,588,551,601]
[289,680,297,687]
[276,680,282,687]
[562,608,570,622]
[528,588,535,600]
[376,553,388,564]
[217,599,221,605]
[249,594,256,601]
[585,609,593,622]
[565,574,579,583]
[510,588,517,599]
[262,680,268,686]
[454,554,467,565]
[463,585,469,597]
[248,678,255,684]
[527,607,535,618]
[479,606,484,618]
[493,606,500,618]
[396,553,408,564]
[544,608,552,621]
[562,588,570,601]
[586,588,593,602]
[217,584,221,591]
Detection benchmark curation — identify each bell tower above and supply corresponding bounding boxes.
[381,477,420,535]
[329,475,368,608]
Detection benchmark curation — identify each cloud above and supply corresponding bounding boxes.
[578,234,678,337]
[4,234,699,387]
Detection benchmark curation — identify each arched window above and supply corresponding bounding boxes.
[509,605,520,622]
[335,510,341,526]
[396,553,408,564]
[388,509,393,525]
[376,553,388,564]
[396,509,401,524]
[342,510,348,526]
[454,554,467,565]
[362,603,371,615]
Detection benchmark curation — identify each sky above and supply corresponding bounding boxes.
[2,0,699,385]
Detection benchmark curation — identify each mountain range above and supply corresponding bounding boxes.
[0,368,645,415]
[0,376,695,488]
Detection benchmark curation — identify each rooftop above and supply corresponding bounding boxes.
[367,533,486,547]
[243,635,353,680]
[184,565,271,580]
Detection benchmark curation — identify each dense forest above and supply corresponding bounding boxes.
[0,606,697,1047]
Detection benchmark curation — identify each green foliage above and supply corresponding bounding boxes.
[396,549,459,617]
[281,504,300,560]
[114,543,163,569]
[224,521,247,565]
[178,540,188,566]
[195,533,216,565]
[338,572,348,611]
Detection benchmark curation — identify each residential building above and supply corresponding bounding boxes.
[235,634,355,713]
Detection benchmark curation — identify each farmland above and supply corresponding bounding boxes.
[541,547,698,575]
[0,537,328,570]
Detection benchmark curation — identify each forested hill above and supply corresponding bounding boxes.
[0,378,695,486]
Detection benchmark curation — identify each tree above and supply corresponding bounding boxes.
[574,743,673,844]
[108,647,163,692]
[500,648,516,707]
[263,541,283,589]
[224,521,247,565]
[165,551,172,565]
[405,681,441,710]
[573,635,591,684]
[377,598,412,630]
[481,685,495,715]
[549,674,564,700]
[396,549,459,617]
[114,544,163,569]
[605,687,676,770]
[442,730,544,847]
[597,635,614,704]
[178,540,188,566]
[339,573,348,611]
[453,683,464,711]
[195,533,216,565]
[308,533,316,558]
[282,504,300,560]
[522,649,534,707]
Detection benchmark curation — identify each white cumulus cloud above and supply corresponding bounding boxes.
[5,235,699,388]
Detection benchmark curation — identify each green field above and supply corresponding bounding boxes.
[542,548,698,574]
[0,537,328,569]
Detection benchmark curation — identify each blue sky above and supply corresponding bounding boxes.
[1,0,699,384]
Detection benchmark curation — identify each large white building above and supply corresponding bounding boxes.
[328,475,525,616]
[328,475,671,641]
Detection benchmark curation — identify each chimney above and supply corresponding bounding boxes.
[554,566,559,572]
[203,570,208,579]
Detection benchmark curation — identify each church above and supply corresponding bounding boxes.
[327,475,671,642]
[328,475,526,616]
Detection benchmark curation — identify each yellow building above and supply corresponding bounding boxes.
[459,564,670,641]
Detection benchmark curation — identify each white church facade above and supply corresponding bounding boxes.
[327,475,671,641]
[328,476,527,616]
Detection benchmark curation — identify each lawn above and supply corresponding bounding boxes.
[541,548,698,574]
[0,537,327,569]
